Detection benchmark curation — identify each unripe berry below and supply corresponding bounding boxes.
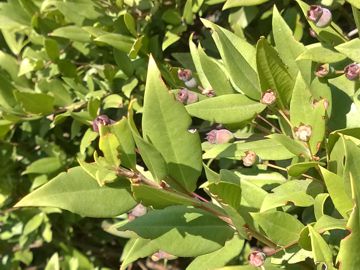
[307,5,332,28]
[206,129,233,144]
[248,251,266,267]
[92,115,113,133]
[344,63,360,81]
[261,90,276,105]
[177,69,192,82]
[176,88,198,104]
[184,77,198,88]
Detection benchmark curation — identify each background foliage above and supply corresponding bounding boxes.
[1,0,360,269]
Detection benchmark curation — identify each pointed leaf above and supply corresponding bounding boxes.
[202,20,260,99]
[308,226,336,270]
[120,238,158,270]
[272,6,308,79]
[186,94,265,124]
[319,167,353,218]
[128,108,167,183]
[186,235,244,270]
[132,184,198,209]
[119,205,234,257]
[260,180,323,212]
[15,167,136,217]
[142,56,202,192]
[252,211,304,246]
[256,37,294,109]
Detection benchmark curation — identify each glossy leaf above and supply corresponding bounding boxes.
[202,20,260,99]
[110,119,136,169]
[260,180,323,212]
[132,184,198,209]
[120,238,158,270]
[287,162,320,177]
[128,108,167,183]
[308,226,336,270]
[186,235,244,270]
[186,94,265,124]
[15,167,136,217]
[256,37,294,109]
[142,56,202,192]
[272,6,308,79]
[319,167,352,218]
[252,211,304,246]
[119,205,234,257]
[14,91,54,115]
[335,38,360,64]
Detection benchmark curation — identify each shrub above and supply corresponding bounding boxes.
[1,0,360,269]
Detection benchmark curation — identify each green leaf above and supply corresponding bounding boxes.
[23,213,44,236]
[80,129,98,155]
[120,238,158,270]
[287,162,320,177]
[186,94,265,124]
[123,13,137,37]
[260,180,323,212]
[110,119,136,169]
[290,73,314,127]
[297,44,346,63]
[272,6,308,80]
[77,160,117,186]
[223,0,269,9]
[50,26,91,43]
[95,33,134,53]
[23,157,62,175]
[308,226,336,270]
[37,79,73,107]
[204,138,295,160]
[119,205,234,257]
[252,211,304,246]
[220,170,267,210]
[337,198,360,269]
[128,108,167,183]
[201,19,256,69]
[314,193,329,220]
[142,56,202,192]
[268,134,311,158]
[99,126,121,167]
[256,37,294,109]
[15,167,136,218]
[44,253,59,270]
[335,38,360,62]
[347,0,360,8]
[208,181,242,209]
[319,167,352,218]
[337,140,360,269]
[14,91,54,115]
[197,45,234,95]
[132,185,198,209]
[44,38,60,62]
[186,235,244,270]
[202,20,260,99]
[314,215,347,233]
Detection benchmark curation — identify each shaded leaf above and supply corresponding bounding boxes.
[119,205,234,257]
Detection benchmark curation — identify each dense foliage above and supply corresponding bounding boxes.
[1,0,360,269]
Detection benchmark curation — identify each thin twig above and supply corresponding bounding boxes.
[257,114,281,133]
